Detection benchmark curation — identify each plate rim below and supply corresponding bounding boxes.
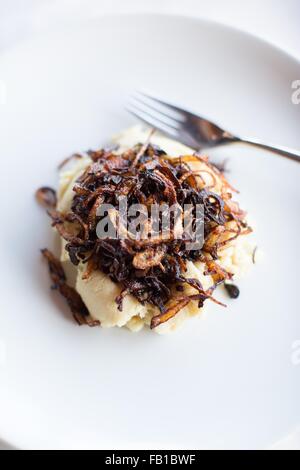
[0,12,299,67]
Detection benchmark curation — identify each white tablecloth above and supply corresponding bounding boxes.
[0,0,299,450]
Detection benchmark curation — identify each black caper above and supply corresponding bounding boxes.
[224,282,240,299]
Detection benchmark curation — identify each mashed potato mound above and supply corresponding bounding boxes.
[57,125,254,334]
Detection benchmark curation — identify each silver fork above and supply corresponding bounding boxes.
[127,91,300,163]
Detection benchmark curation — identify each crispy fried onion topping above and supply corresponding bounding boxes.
[35,187,57,209]
[40,143,251,328]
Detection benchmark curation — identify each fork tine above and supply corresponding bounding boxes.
[129,97,180,129]
[136,91,188,120]
[132,92,186,123]
[126,104,180,141]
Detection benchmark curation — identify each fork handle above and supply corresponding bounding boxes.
[238,137,300,163]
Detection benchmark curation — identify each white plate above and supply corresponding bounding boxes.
[0,13,299,450]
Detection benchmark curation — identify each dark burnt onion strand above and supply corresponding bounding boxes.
[41,249,100,327]
[42,143,251,329]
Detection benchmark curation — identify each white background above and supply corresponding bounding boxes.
[0,0,299,450]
